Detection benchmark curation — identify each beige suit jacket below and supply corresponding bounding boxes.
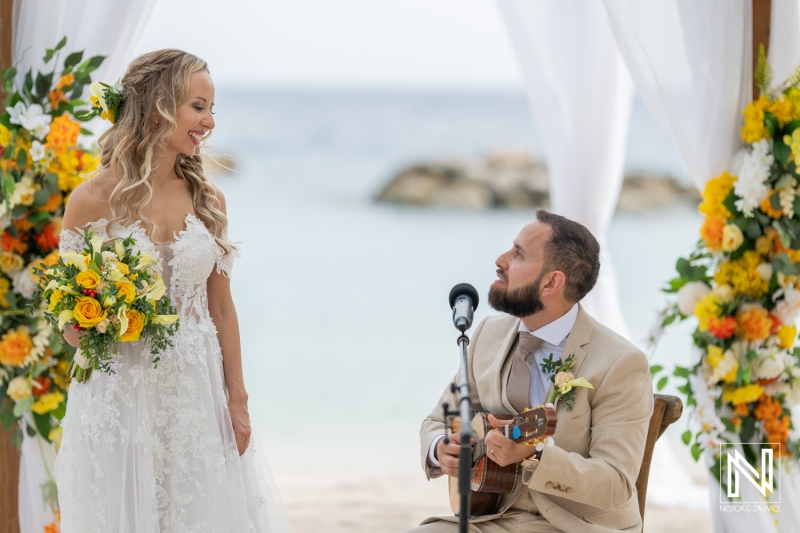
[419,305,653,533]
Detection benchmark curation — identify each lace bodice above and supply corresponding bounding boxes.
[59,213,237,320]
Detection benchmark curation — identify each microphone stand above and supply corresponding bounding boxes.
[443,330,473,533]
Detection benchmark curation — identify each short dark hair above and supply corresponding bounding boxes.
[535,209,600,303]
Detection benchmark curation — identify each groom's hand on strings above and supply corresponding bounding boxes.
[485,414,537,467]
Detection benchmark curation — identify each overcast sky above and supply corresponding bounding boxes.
[135,0,523,89]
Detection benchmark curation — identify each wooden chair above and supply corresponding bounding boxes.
[635,394,683,525]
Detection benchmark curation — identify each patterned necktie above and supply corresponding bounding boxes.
[507,332,543,413]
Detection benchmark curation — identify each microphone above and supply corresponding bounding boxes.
[449,283,479,332]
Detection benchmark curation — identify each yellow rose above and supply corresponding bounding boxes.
[115,281,136,304]
[76,269,101,289]
[120,309,145,342]
[0,124,11,147]
[48,289,64,312]
[73,297,107,328]
[0,252,25,274]
[722,224,744,252]
[778,325,797,350]
[7,376,30,401]
[554,371,573,388]
[31,392,65,415]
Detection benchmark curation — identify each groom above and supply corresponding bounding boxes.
[406,210,653,533]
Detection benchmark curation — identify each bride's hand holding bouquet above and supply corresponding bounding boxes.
[33,230,180,382]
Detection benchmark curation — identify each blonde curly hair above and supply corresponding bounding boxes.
[95,49,233,255]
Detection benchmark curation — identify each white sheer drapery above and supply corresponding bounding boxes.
[494,0,632,338]
[603,0,751,191]
[12,0,157,85]
[10,2,156,531]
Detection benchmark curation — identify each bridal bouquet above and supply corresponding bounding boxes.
[652,52,800,494]
[33,230,180,382]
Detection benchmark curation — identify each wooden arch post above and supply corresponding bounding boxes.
[0,1,21,532]
[753,0,772,99]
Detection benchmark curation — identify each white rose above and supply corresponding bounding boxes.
[101,251,117,263]
[755,354,785,380]
[95,318,109,334]
[677,281,711,316]
[712,284,735,303]
[756,263,773,281]
[7,376,30,401]
[554,371,573,388]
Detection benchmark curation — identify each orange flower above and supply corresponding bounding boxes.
[40,192,63,212]
[734,403,750,417]
[45,115,81,155]
[43,522,59,533]
[755,395,783,420]
[769,313,783,334]
[0,326,34,367]
[57,73,74,89]
[1,232,28,254]
[12,217,33,232]
[32,376,52,397]
[760,193,784,218]
[34,223,61,252]
[709,316,737,339]
[737,306,772,341]
[49,89,67,109]
[700,215,726,251]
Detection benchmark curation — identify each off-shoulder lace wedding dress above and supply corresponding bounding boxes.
[54,214,291,533]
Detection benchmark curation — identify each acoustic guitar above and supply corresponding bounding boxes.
[447,406,557,517]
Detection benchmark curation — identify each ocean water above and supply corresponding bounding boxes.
[204,89,703,474]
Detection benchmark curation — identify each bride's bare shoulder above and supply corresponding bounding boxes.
[62,170,117,232]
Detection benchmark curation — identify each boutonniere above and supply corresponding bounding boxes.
[540,353,594,410]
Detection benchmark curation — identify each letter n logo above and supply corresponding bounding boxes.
[726,447,774,498]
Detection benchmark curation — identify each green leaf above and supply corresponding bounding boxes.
[35,72,52,100]
[657,376,668,391]
[771,192,783,211]
[740,416,757,443]
[691,442,702,461]
[774,253,799,275]
[15,148,27,170]
[663,313,679,327]
[51,402,66,421]
[12,396,33,417]
[774,139,791,165]
[63,50,83,70]
[723,191,740,217]
[764,111,778,136]
[681,430,692,446]
[674,366,690,378]
[649,364,664,376]
[32,412,52,439]
[33,188,51,207]
[722,418,736,433]
[745,220,762,239]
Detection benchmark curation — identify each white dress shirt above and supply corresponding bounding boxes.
[428,304,579,467]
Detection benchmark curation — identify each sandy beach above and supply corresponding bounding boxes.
[278,471,714,533]
[268,439,714,533]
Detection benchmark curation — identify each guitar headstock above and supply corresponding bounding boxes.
[509,405,557,445]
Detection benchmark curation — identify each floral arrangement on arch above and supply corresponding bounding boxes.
[0,37,103,457]
[652,52,800,494]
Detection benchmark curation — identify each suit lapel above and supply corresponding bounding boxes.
[544,305,593,405]
[494,317,520,414]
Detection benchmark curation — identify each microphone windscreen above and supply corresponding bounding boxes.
[449,283,479,311]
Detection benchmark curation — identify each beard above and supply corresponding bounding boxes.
[488,271,545,318]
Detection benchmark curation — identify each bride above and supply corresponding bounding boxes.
[55,49,290,532]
